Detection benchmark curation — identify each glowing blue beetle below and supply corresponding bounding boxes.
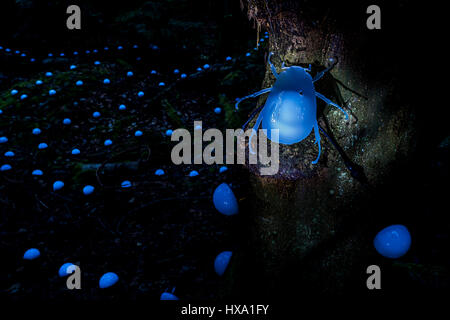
[236,52,349,164]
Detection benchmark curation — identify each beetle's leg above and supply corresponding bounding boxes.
[312,122,321,164]
[281,61,287,69]
[315,92,349,120]
[235,87,272,110]
[242,104,265,130]
[249,111,264,155]
[313,58,338,82]
[268,52,279,78]
[304,64,312,72]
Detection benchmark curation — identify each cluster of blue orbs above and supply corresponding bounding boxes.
[1,41,258,297]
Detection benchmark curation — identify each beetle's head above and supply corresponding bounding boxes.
[277,66,314,93]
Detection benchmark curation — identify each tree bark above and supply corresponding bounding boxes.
[226,1,418,297]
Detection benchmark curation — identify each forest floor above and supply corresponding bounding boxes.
[0,39,267,300]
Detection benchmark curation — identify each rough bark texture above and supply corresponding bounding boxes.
[226,1,418,296]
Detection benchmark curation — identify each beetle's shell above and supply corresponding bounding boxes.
[261,67,317,145]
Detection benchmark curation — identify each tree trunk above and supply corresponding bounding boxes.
[226,1,419,297]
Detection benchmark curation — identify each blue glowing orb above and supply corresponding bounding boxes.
[219,166,228,173]
[135,130,143,137]
[83,185,95,195]
[160,292,179,300]
[189,170,199,177]
[23,248,40,260]
[155,169,165,176]
[38,143,48,149]
[119,104,126,111]
[53,181,64,191]
[104,139,113,146]
[0,136,8,143]
[71,148,80,155]
[103,79,110,84]
[374,224,411,259]
[93,111,101,118]
[1,164,12,171]
[214,107,221,114]
[32,169,43,176]
[63,118,71,125]
[213,183,238,216]
[214,251,232,276]
[59,263,75,277]
[121,180,132,188]
[99,272,119,288]
[32,128,41,135]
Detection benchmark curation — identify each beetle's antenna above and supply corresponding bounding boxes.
[235,87,272,111]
